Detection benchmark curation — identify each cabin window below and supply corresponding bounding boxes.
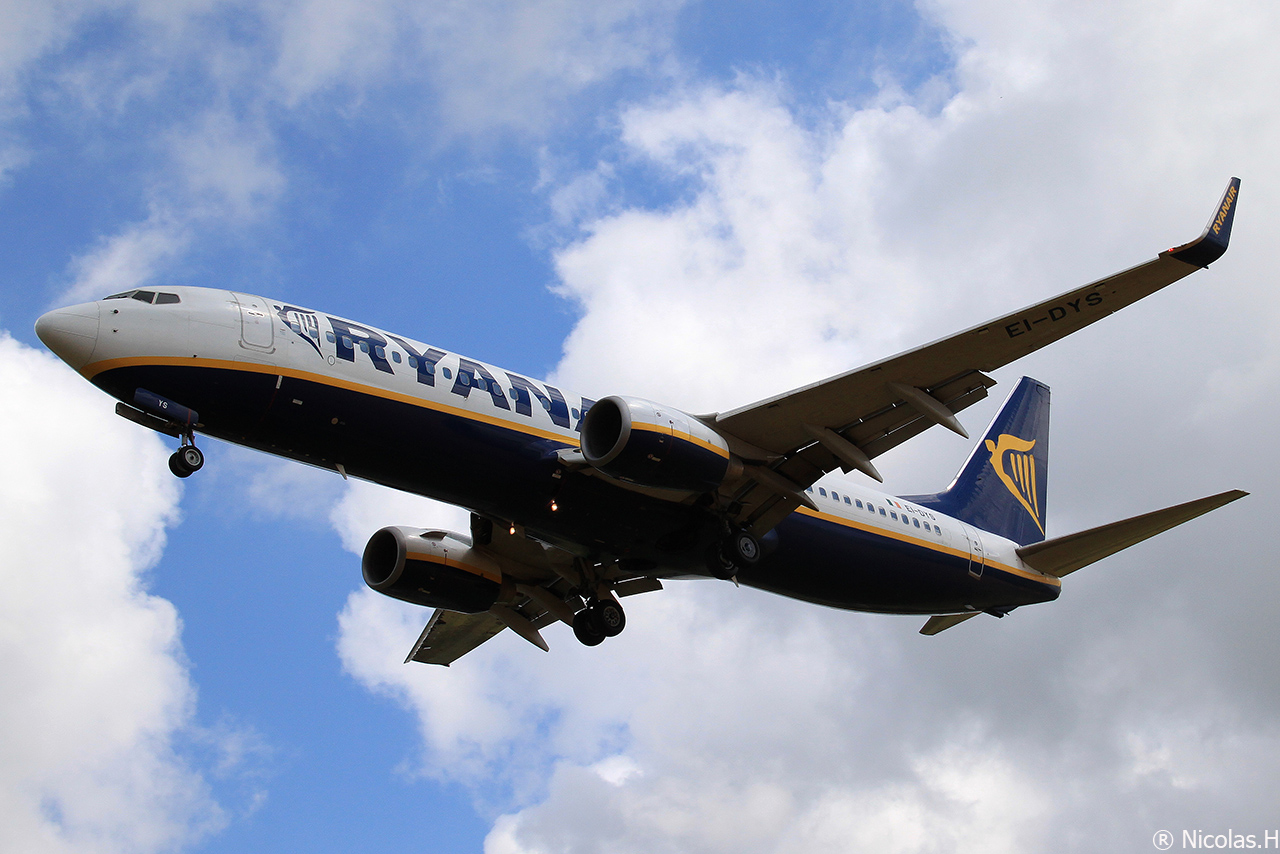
[818,488,827,498]
[475,377,487,391]
[359,341,370,354]
[326,332,335,343]
[540,397,551,411]
[890,512,897,520]
[442,367,452,379]
[913,518,921,528]
[806,487,814,494]
[934,525,942,534]
[830,491,838,500]
[155,292,181,304]
[341,336,352,349]
[571,408,580,419]
[844,496,852,505]
[855,499,863,508]
[374,345,386,359]
[392,351,401,363]
[878,508,886,516]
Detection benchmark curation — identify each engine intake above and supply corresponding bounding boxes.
[580,395,737,492]
[362,526,510,613]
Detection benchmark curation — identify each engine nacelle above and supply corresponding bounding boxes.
[362,526,511,613]
[580,395,738,492]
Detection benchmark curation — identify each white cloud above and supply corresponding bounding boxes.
[328,478,471,555]
[266,0,686,136]
[0,333,223,853]
[59,106,284,304]
[61,210,191,305]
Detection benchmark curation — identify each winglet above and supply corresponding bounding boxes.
[1165,177,1240,268]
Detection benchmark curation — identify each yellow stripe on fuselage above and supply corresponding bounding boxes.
[795,506,1062,589]
[85,355,578,445]
[89,355,1058,592]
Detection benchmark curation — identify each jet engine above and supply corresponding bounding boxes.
[362,526,512,613]
[580,396,740,492]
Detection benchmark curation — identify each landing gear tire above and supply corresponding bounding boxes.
[591,599,626,637]
[168,451,194,478]
[178,445,204,472]
[168,444,204,478]
[730,530,761,566]
[572,610,606,646]
[708,529,761,580]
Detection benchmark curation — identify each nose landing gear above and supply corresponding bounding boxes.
[118,388,206,479]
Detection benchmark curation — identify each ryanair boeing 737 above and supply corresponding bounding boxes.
[36,179,1245,663]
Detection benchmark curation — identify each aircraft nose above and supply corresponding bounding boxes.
[35,302,101,371]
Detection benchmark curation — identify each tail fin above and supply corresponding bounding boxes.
[903,376,1050,545]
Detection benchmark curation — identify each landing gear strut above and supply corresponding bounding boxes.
[168,439,204,478]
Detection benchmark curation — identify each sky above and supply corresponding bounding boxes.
[1,1,1278,852]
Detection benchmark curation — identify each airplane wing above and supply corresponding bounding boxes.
[713,178,1240,534]
[404,514,665,665]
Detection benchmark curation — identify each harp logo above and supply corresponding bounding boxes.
[985,433,1044,534]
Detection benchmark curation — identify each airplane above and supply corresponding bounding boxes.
[35,178,1245,664]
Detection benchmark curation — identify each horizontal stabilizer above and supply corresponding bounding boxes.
[920,612,981,635]
[1016,489,1247,578]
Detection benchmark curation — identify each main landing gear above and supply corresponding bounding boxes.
[571,597,626,647]
[708,528,761,580]
[168,439,205,478]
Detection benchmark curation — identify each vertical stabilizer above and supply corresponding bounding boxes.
[904,377,1050,545]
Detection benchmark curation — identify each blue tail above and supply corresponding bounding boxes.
[903,377,1050,545]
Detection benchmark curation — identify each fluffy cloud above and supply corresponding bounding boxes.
[23,0,683,303]
[270,0,686,134]
[0,334,222,853]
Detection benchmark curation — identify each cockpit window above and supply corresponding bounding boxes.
[103,289,180,304]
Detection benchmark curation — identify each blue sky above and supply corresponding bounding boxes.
[4,2,1280,852]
